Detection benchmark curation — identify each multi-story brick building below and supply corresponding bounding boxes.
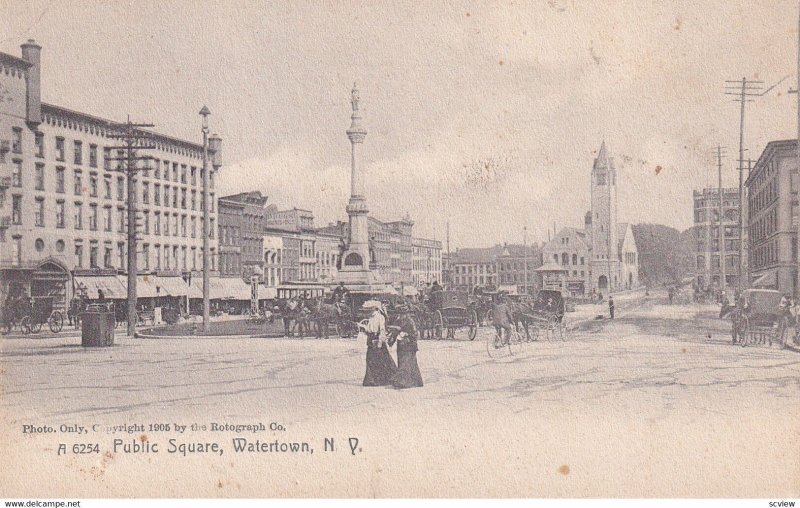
[262,206,317,285]
[0,40,221,312]
[450,244,541,294]
[692,187,741,291]
[745,139,798,294]
[412,237,443,286]
[218,191,268,279]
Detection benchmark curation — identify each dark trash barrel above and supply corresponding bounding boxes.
[81,303,115,347]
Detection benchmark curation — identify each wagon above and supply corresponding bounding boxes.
[429,290,478,340]
[730,289,790,348]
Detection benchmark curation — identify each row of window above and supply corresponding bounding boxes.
[695,254,740,270]
[693,208,739,224]
[12,128,212,189]
[750,238,779,270]
[6,193,215,238]
[9,162,217,213]
[454,262,539,274]
[749,175,779,217]
[551,253,586,266]
[750,207,778,244]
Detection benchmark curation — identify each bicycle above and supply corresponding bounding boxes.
[486,326,522,359]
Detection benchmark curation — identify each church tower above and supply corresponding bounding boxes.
[590,141,620,292]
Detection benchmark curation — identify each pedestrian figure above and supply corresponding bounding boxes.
[388,304,423,389]
[609,296,615,319]
[283,297,298,338]
[362,300,397,386]
[491,294,515,344]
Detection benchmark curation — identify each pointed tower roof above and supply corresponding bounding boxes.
[593,140,614,171]
[597,140,608,160]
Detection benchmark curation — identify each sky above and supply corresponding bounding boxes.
[2,0,798,248]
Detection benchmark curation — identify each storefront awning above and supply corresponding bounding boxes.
[136,275,161,299]
[154,276,189,297]
[73,275,128,300]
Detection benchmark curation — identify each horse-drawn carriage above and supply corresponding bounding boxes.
[526,290,567,340]
[426,290,478,340]
[730,289,790,348]
[2,296,64,334]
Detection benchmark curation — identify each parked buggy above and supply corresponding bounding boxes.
[730,289,790,348]
[428,290,478,340]
[2,296,64,334]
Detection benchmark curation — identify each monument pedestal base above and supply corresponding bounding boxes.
[336,267,395,293]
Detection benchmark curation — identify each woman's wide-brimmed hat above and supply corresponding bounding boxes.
[362,300,383,310]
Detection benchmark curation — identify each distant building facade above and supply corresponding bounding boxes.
[450,244,541,294]
[692,187,741,290]
[315,215,440,287]
[412,237,443,286]
[745,139,798,294]
[541,227,591,296]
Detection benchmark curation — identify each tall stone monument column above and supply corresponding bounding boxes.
[338,83,381,286]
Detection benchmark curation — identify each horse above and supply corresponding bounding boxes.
[292,300,314,338]
[68,296,87,329]
[509,298,535,340]
[308,297,342,339]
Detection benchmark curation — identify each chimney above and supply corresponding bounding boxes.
[20,39,42,127]
[208,134,222,168]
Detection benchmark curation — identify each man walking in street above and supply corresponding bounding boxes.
[609,296,615,320]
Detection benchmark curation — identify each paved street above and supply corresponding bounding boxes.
[1,299,798,497]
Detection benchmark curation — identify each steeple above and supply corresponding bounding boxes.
[597,140,607,161]
[593,140,611,171]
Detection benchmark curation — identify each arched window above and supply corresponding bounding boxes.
[572,254,577,265]
[561,253,569,265]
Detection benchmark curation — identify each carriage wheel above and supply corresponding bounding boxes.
[20,316,32,335]
[468,310,478,341]
[48,311,64,333]
[731,320,739,344]
[433,310,444,340]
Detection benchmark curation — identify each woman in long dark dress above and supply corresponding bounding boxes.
[389,305,423,389]
[362,301,397,386]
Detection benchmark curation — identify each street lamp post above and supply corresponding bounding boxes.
[200,106,211,333]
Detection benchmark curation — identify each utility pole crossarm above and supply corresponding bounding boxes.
[110,117,156,337]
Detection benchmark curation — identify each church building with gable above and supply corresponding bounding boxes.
[541,142,639,296]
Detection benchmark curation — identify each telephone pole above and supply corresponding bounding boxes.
[725,78,764,293]
[716,145,727,292]
[107,117,155,337]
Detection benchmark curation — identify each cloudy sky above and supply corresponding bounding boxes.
[2,0,797,247]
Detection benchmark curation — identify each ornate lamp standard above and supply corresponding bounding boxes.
[200,105,211,332]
